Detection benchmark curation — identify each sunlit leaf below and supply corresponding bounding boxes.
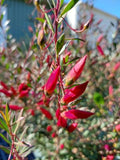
[60,0,79,17]
[45,13,54,33]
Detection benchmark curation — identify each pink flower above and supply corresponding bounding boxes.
[115,124,120,132]
[104,144,111,151]
[39,107,53,120]
[63,109,94,120]
[46,125,52,132]
[60,144,64,150]
[44,66,60,95]
[57,116,67,128]
[61,81,88,104]
[2,105,23,111]
[67,123,78,133]
[97,45,105,56]
[65,55,87,86]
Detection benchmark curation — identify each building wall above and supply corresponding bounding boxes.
[6,0,36,41]
[66,1,118,48]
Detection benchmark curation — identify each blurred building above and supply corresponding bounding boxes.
[66,0,118,48]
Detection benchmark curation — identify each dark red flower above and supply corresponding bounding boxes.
[2,105,23,111]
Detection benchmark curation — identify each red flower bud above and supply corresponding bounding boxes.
[39,107,53,120]
[18,83,29,93]
[96,34,104,45]
[44,66,60,95]
[60,144,64,150]
[106,155,114,160]
[97,45,105,56]
[67,123,78,133]
[51,132,57,138]
[113,61,120,72]
[61,81,88,104]
[56,108,60,120]
[109,85,113,96]
[65,55,87,86]
[63,109,94,120]
[19,90,29,98]
[46,125,52,132]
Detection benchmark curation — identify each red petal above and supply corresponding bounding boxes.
[57,116,67,128]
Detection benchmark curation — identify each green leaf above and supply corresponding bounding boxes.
[45,13,54,33]
[60,0,64,7]
[60,0,79,17]
[93,92,104,105]
[1,0,5,5]
[56,33,65,54]
[0,117,9,132]
[0,133,11,145]
[36,17,45,23]
[5,103,10,123]
[0,145,10,154]
[59,40,71,55]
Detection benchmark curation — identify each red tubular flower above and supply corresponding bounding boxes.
[65,55,87,86]
[97,45,105,56]
[61,81,89,105]
[18,83,29,93]
[19,90,29,98]
[10,86,17,96]
[44,66,60,95]
[63,109,94,120]
[67,123,78,133]
[51,132,57,138]
[2,105,23,111]
[0,89,12,97]
[39,107,53,120]
[57,116,67,128]
[0,81,8,90]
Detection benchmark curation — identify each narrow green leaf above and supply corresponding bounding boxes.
[60,0,64,7]
[0,117,9,132]
[45,13,54,33]
[59,40,71,55]
[56,33,65,54]
[1,0,5,5]
[0,145,10,154]
[5,103,10,123]
[0,133,11,145]
[60,0,79,17]
[36,17,45,23]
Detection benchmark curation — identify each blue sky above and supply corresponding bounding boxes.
[64,0,120,18]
